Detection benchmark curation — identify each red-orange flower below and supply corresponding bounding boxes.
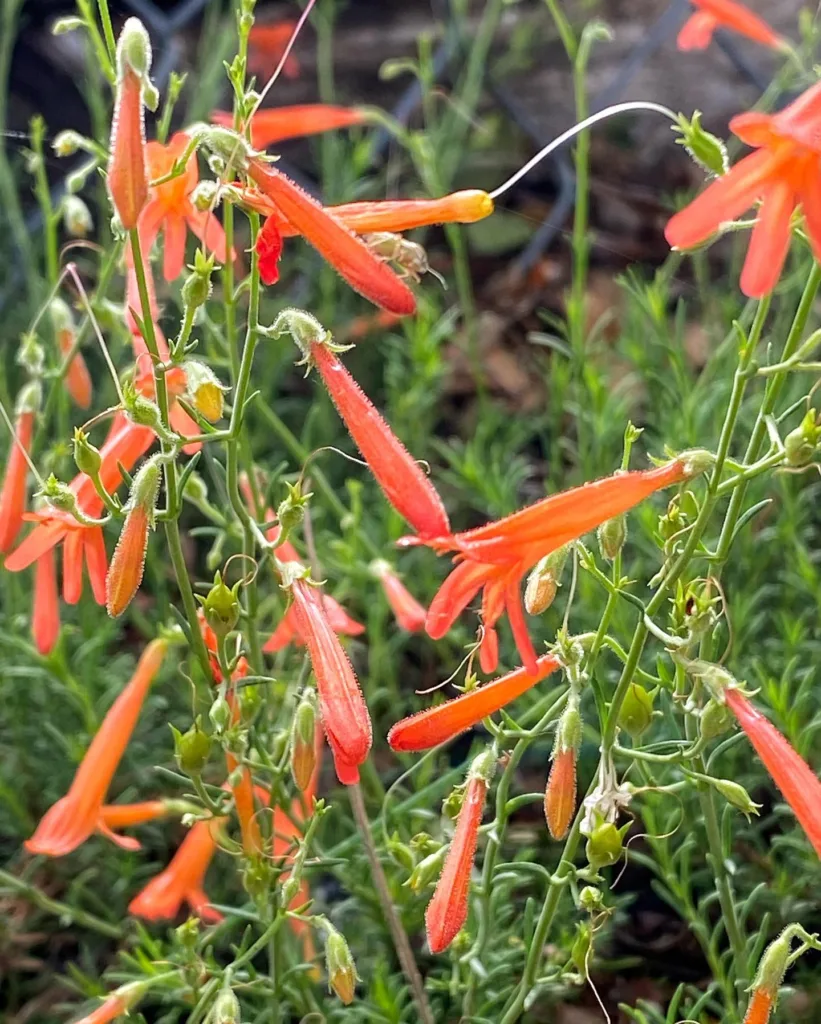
[388,654,560,752]
[247,20,300,79]
[25,638,167,856]
[33,548,59,655]
[107,20,151,229]
[0,401,35,554]
[247,157,417,315]
[100,800,172,830]
[307,339,450,540]
[677,0,784,52]
[288,575,372,785]
[139,132,228,281]
[545,696,581,840]
[106,457,161,617]
[264,593,364,653]
[129,816,225,922]
[666,81,821,298]
[212,105,367,150]
[725,686,821,858]
[743,989,773,1024]
[71,982,148,1024]
[371,560,426,632]
[426,752,493,953]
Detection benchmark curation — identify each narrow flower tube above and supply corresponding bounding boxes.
[106,456,161,617]
[264,592,364,653]
[0,383,38,553]
[725,687,821,858]
[388,653,560,752]
[100,800,171,829]
[309,339,450,539]
[33,548,60,655]
[129,817,224,922]
[247,159,417,315]
[25,639,167,856]
[371,560,427,632]
[545,695,582,840]
[743,990,773,1024]
[677,0,784,52]
[51,299,93,410]
[71,981,148,1024]
[108,20,153,229]
[426,752,494,954]
[212,105,367,149]
[289,576,372,784]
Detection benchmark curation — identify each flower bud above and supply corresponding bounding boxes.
[175,916,200,948]
[280,874,301,909]
[673,111,729,176]
[171,718,211,776]
[106,455,162,617]
[585,819,629,873]
[200,570,241,637]
[597,513,626,561]
[268,307,330,358]
[578,886,604,913]
[109,20,152,229]
[617,683,655,739]
[52,16,85,35]
[182,470,210,507]
[212,987,240,1024]
[116,17,152,78]
[290,689,318,793]
[62,195,93,237]
[52,129,86,156]
[181,251,216,308]
[17,332,45,376]
[442,783,465,822]
[209,694,232,734]
[784,409,820,467]
[184,360,227,422]
[16,380,42,416]
[386,832,415,872]
[122,383,171,440]
[524,545,569,615]
[710,777,761,820]
[73,427,102,477]
[406,846,447,892]
[751,929,791,999]
[324,926,358,1005]
[570,920,592,974]
[276,482,311,537]
[700,698,734,740]
[191,181,219,212]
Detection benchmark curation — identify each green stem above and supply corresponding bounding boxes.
[0,868,122,938]
[95,0,116,64]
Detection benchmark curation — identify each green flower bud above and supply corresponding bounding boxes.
[324,927,358,1005]
[784,408,820,467]
[116,17,152,78]
[673,111,729,177]
[184,360,228,422]
[171,718,211,776]
[405,846,447,892]
[280,874,301,908]
[181,251,216,308]
[276,482,311,538]
[212,987,240,1024]
[190,181,219,212]
[585,819,629,873]
[52,16,85,35]
[290,689,317,793]
[16,380,42,416]
[386,832,416,872]
[710,778,761,820]
[700,699,734,740]
[52,129,86,156]
[17,332,45,376]
[175,916,200,948]
[200,570,241,637]
[73,427,102,477]
[62,195,93,237]
[597,513,626,562]
[243,856,274,902]
[442,783,465,821]
[570,920,592,974]
[267,307,330,359]
[122,382,173,442]
[578,886,604,913]
[209,694,232,734]
[617,683,655,739]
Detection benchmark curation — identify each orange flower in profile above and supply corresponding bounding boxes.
[51,299,92,409]
[33,548,60,655]
[139,132,228,281]
[25,639,167,856]
[211,105,367,150]
[247,19,300,79]
[371,560,426,632]
[544,696,582,841]
[413,458,693,673]
[71,981,148,1024]
[129,816,224,922]
[677,0,784,52]
[247,158,417,315]
[100,800,171,830]
[108,20,152,229]
[388,654,560,752]
[426,751,494,954]
[666,80,821,298]
[106,456,161,617]
[0,382,38,554]
[264,593,364,653]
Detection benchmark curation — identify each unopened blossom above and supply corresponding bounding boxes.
[545,694,582,840]
[426,751,495,953]
[0,382,38,553]
[106,456,162,617]
[666,80,821,297]
[26,639,167,855]
[107,19,152,229]
[388,654,560,752]
[677,0,784,52]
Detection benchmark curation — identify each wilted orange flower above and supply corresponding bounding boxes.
[138,132,228,281]
[129,816,224,922]
[389,654,560,752]
[371,560,426,632]
[677,0,784,52]
[666,80,821,298]
[247,20,300,79]
[426,752,494,954]
[413,459,691,673]
[25,639,167,855]
[0,394,36,554]
[212,105,367,150]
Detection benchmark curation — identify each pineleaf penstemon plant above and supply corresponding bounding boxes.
[4,1,821,1022]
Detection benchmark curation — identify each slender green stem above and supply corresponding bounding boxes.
[0,868,122,938]
[95,0,117,64]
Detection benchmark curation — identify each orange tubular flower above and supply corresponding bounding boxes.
[129,817,224,922]
[743,990,773,1024]
[725,687,821,858]
[106,457,161,617]
[264,593,364,653]
[100,800,171,829]
[371,560,426,632]
[71,982,148,1024]
[307,339,450,540]
[388,654,560,752]
[545,696,581,840]
[247,20,300,79]
[247,158,417,315]
[212,105,367,150]
[108,20,151,229]
[0,387,37,553]
[33,548,60,655]
[26,639,167,856]
[677,0,784,52]
[426,752,494,954]
[139,132,228,281]
[416,459,691,673]
[666,81,821,298]
[289,576,372,785]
